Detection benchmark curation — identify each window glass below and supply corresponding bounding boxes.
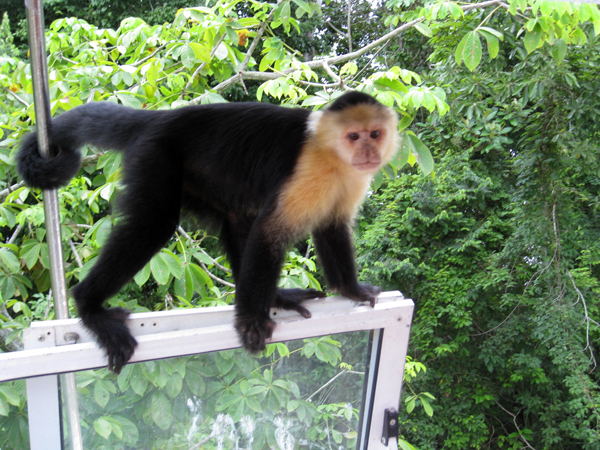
[62,331,371,449]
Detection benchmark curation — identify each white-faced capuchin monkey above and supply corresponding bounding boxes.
[17,91,398,373]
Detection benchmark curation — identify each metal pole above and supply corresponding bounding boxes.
[24,1,83,449]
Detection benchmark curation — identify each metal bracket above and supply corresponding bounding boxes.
[381,408,399,446]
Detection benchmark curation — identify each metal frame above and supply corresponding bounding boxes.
[1,292,413,449]
[24,0,82,448]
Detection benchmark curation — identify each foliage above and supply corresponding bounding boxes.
[358,1,600,448]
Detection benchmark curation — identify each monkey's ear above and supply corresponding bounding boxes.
[306,111,323,136]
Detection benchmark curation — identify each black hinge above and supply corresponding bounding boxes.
[381,408,399,446]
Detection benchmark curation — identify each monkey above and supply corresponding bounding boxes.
[17,90,398,373]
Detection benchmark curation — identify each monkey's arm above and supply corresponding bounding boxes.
[312,222,380,306]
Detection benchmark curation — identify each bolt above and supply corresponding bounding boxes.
[390,419,396,426]
[64,332,79,344]
[37,334,45,342]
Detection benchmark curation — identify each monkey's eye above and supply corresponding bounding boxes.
[348,133,360,141]
[370,130,381,139]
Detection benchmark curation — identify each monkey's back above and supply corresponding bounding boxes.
[163,103,311,215]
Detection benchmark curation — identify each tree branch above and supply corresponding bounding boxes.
[307,370,364,403]
[176,226,235,287]
[568,270,599,372]
[207,0,510,95]
[68,238,84,269]
[0,181,25,202]
[496,402,537,450]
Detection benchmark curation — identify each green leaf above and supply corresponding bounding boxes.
[0,385,20,406]
[151,391,172,430]
[130,369,149,396]
[215,353,235,375]
[180,44,197,68]
[478,26,503,40]
[551,39,567,63]
[216,393,241,411]
[454,32,467,66]
[462,31,482,71]
[398,115,413,132]
[524,24,542,54]
[479,30,500,59]
[94,382,110,408]
[189,43,211,64]
[0,249,19,273]
[150,253,171,285]
[414,22,432,37]
[185,369,206,396]
[20,239,41,270]
[111,415,139,446]
[192,251,213,265]
[165,373,183,398]
[245,395,263,413]
[94,418,112,439]
[134,262,151,286]
[421,397,434,416]
[97,151,122,180]
[407,134,434,175]
[115,92,143,109]
[214,43,229,61]
[160,250,183,279]
[398,438,417,450]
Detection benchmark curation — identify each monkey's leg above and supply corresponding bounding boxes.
[72,210,179,372]
[73,153,181,373]
[312,222,381,307]
[233,218,292,353]
[220,215,252,281]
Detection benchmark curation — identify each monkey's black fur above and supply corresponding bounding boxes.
[18,92,382,372]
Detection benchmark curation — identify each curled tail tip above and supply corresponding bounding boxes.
[16,133,81,190]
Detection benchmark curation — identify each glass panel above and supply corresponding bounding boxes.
[62,331,371,450]
[0,379,29,450]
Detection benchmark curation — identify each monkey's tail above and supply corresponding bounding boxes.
[17,132,82,190]
[17,102,155,190]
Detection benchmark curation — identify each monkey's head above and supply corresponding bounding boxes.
[309,92,398,175]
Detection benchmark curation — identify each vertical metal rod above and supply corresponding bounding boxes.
[24,1,83,449]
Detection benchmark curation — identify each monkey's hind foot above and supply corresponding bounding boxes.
[340,283,381,307]
[234,312,276,354]
[273,288,326,318]
[79,307,138,374]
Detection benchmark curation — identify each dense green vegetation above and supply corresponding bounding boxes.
[0,0,599,448]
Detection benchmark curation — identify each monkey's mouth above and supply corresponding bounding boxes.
[353,161,381,171]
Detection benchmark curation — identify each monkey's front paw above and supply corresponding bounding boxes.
[80,307,138,374]
[234,313,276,353]
[342,284,381,307]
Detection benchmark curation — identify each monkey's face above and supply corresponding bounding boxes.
[335,109,397,174]
[310,103,398,175]
[343,126,389,172]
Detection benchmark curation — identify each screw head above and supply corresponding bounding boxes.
[64,332,80,344]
